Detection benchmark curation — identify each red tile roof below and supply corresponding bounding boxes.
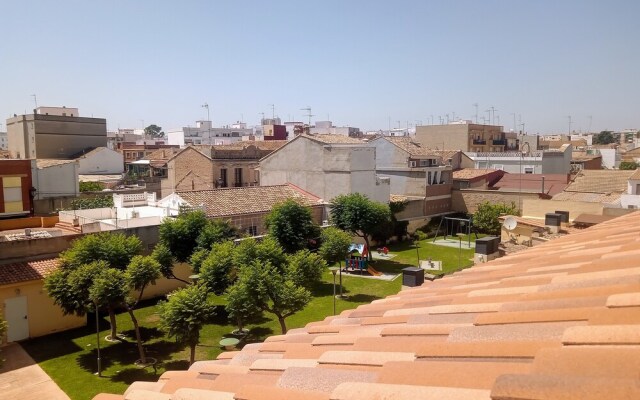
[95,211,640,400]
[0,258,59,285]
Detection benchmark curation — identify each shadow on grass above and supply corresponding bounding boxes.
[245,326,274,343]
[162,360,189,371]
[110,367,159,384]
[120,326,164,342]
[343,294,381,303]
[22,325,90,364]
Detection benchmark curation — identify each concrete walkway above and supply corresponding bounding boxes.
[0,343,70,400]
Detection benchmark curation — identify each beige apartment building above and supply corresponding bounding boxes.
[415,123,513,152]
[6,107,107,159]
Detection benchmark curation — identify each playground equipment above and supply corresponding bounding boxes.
[367,266,382,276]
[432,216,477,247]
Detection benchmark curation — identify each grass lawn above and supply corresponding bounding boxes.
[20,236,480,400]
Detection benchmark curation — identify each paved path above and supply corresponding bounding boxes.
[0,343,70,400]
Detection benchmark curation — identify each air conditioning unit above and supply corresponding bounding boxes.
[409,161,417,167]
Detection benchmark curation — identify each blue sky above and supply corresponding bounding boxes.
[1,0,638,134]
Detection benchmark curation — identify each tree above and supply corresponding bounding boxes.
[265,199,319,253]
[472,201,518,235]
[158,284,213,365]
[195,219,236,251]
[230,262,310,334]
[372,199,409,244]
[287,250,326,289]
[199,241,236,295]
[159,211,210,263]
[124,255,161,364]
[144,124,164,138]
[60,232,141,270]
[319,227,352,267]
[79,181,105,192]
[619,161,639,170]
[88,266,128,340]
[233,237,288,274]
[330,193,392,260]
[593,131,615,145]
[225,279,262,333]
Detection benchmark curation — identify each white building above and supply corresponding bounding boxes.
[259,134,390,204]
[0,131,7,150]
[309,121,362,138]
[462,144,572,175]
[167,120,255,146]
[33,159,79,200]
[75,147,124,175]
[621,170,640,209]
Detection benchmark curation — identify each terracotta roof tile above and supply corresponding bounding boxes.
[177,184,323,218]
[0,258,59,285]
[36,159,77,168]
[301,134,364,144]
[453,168,499,180]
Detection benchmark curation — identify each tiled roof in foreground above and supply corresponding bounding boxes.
[94,211,640,400]
[0,258,59,286]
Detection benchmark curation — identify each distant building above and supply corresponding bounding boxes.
[73,147,124,175]
[6,107,107,159]
[462,144,572,175]
[166,120,255,146]
[0,131,7,150]
[260,134,390,203]
[415,122,515,152]
[309,121,362,138]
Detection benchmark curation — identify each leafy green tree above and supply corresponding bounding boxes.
[287,250,326,289]
[619,161,639,170]
[330,193,392,260]
[144,124,165,138]
[319,227,352,267]
[60,232,141,270]
[233,237,288,274]
[89,267,128,341]
[265,199,319,253]
[158,285,213,365]
[70,195,114,210]
[372,200,409,244]
[159,211,209,263]
[593,131,615,145]
[232,262,310,334]
[199,241,236,295]
[472,201,518,235]
[195,219,236,251]
[225,279,262,333]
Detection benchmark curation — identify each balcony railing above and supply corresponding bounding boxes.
[472,139,486,145]
[492,139,507,145]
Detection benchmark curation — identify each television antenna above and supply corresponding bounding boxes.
[503,216,518,231]
[300,106,314,125]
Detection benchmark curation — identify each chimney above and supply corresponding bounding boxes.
[545,213,562,234]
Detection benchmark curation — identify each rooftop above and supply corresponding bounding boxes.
[95,210,640,400]
[453,168,499,180]
[301,134,364,144]
[0,258,59,286]
[36,159,77,169]
[383,137,443,157]
[177,184,324,218]
[492,174,569,196]
[562,169,635,194]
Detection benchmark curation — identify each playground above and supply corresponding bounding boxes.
[342,244,398,281]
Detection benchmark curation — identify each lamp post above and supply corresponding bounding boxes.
[94,301,102,377]
[414,235,421,268]
[329,267,338,315]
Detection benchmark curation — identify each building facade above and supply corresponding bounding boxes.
[415,122,514,152]
[260,134,390,203]
[6,107,107,159]
[0,160,34,218]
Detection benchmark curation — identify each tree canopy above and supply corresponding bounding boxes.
[158,284,213,365]
[330,193,391,260]
[472,201,518,235]
[144,124,165,138]
[593,131,616,145]
[319,227,352,266]
[619,161,639,170]
[60,232,141,270]
[265,199,319,253]
[286,249,326,289]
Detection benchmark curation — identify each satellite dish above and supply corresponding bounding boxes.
[503,216,518,230]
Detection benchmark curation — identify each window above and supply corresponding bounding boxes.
[247,225,258,236]
[409,161,417,167]
[524,166,534,174]
[2,177,24,213]
[234,168,243,187]
[219,169,228,187]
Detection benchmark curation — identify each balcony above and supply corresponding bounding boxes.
[492,139,507,146]
[472,139,486,145]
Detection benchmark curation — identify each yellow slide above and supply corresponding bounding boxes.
[367,266,382,276]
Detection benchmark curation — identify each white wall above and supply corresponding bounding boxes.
[34,163,79,199]
[0,132,7,150]
[598,148,620,169]
[77,148,124,174]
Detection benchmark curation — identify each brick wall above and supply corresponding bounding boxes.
[452,189,538,214]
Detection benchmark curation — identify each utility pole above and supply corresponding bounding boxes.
[587,115,593,133]
[511,113,517,132]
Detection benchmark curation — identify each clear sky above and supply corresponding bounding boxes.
[1,0,638,134]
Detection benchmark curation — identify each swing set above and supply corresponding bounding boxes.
[432,216,477,248]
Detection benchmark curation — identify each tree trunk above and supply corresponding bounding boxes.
[127,308,146,364]
[189,343,196,366]
[363,235,373,261]
[277,315,287,334]
[108,308,118,340]
[236,317,244,333]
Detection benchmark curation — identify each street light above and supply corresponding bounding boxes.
[329,267,338,315]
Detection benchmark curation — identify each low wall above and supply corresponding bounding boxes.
[521,198,603,221]
[0,216,59,231]
[451,189,538,214]
[140,263,192,300]
[0,234,80,263]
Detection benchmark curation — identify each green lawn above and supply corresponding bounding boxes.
[21,237,479,400]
